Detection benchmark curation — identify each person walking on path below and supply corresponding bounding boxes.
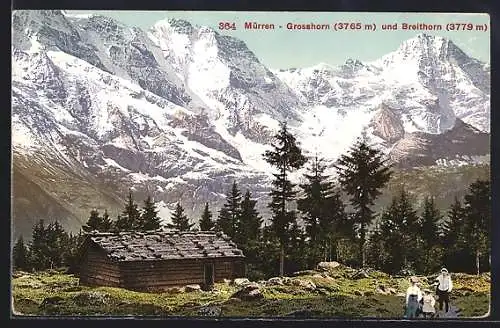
[421,289,437,318]
[435,268,453,313]
[405,276,423,318]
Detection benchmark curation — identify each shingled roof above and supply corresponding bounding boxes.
[85,230,245,262]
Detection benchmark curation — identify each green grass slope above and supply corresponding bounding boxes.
[12,265,490,318]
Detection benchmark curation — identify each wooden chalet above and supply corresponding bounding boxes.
[77,230,246,291]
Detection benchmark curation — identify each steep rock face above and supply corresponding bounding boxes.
[370,104,405,144]
[11,11,490,238]
[389,119,489,167]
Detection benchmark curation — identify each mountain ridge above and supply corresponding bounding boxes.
[11,11,490,239]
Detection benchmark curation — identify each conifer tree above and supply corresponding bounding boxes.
[366,223,387,271]
[100,209,113,232]
[237,190,263,266]
[287,221,308,272]
[199,203,215,231]
[216,182,242,239]
[442,197,467,271]
[418,196,443,273]
[141,195,161,231]
[115,190,141,231]
[216,207,232,235]
[319,192,347,262]
[82,209,101,232]
[168,203,193,231]
[45,221,68,269]
[237,190,262,244]
[396,188,421,271]
[83,209,113,233]
[335,136,392,267]
[420,196,441,247]
[463,179,490,275]
[263,122,307,276]
[378,198,405,273]
[13,236,30,271]
[30,220,50,270]
[297,156,333,263]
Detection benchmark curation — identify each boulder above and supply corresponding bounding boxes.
[223,279,232,284]
[387,288,397,295]
[267,277,284,286]
[291,279,316,291]
[165,286,184,294]
[376,288,388,295]
[317,262,340,271]
[231,283,263,301]
[185,284,202,292]
[233,278,251,287]
[198,305,222,317]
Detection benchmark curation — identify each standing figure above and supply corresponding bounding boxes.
[405,276,423,318]
[435,268,453,313]
[421,289,437,318]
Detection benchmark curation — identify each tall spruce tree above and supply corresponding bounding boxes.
[237,190,262,244]
[13,236,30,271]
[216,207,232,235]
[378,198,405,273]
[463,179,490,275]
[420,196,441,248]
[442,197,467,271]
[30,220,50,270]
[297,156,333,263]
[320,193,347,262]
[141,196,161,231]
[263,122,307,276]
[168,203,193,231]
[287,221,308,272]
[216,182,242,239]
[418,196,443,274]
[334,136,392,267]
[237,190,263,266]
[115,190,141,231]
[200,203,215,231]
[396,188,421,271]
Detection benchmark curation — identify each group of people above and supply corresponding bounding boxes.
[404,268,454,319]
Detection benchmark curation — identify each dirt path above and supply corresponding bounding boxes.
[435,304,460,318]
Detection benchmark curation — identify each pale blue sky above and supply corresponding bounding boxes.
[71,11,490,69]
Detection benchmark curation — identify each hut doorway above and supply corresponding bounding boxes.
[204,263,214,289]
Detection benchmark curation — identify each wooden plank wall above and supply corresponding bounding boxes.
[79,246,121,287]
[119,258,244,290]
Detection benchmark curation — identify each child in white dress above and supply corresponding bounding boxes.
[422,289,436,318]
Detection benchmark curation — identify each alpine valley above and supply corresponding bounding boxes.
[11,10,490,239]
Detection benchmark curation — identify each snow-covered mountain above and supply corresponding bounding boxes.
[11,10,490,239]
